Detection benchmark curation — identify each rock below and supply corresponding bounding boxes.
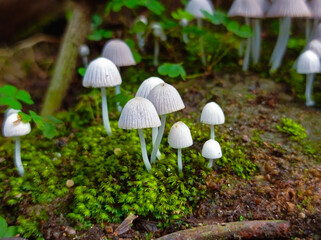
[299,212,306,219]
[242,135,250,142]
[105,225,113,233]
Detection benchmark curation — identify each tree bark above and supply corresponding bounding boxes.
[157,220,290,240]
[41,1,90,116]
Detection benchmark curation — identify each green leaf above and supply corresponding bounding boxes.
[16,90,34,104]
[3,226,17,237]
[227,21,239,33]
[29,110,45,129]
[78,67,86,77]
[18,112,32,123]
[238,25,252,38]
[0,84,17,97]
[0,216,8,238]
[144,0,165,15]
[158,63,186,80]
[43,123,56,139]
[88,31,102,41]
[131,21,147,34]
[0,96,22,109]
[172,8,194,21]
[47,115,63,124]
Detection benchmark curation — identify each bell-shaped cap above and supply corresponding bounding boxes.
[228,0,264,18]
[266,0,311,18]
[201,102,225,125]
[118,97,161,130]
[257,0,271,14]
[151,23,167,41]
[202,139,222,159]
[168,121,193,149]
[79,44,90,56]
[297,50,321,74]
[3,113,31,137]
[185,0,215,19]
[102,39,136,67]
[307,39,321,57]
[4,108,21,118]
[82,57,122,88]
[136,77,165,98]
[147,83,185,115]
[309,0,321,19]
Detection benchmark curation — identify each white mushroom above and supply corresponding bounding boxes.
[201,139,222,168]
[151,23,167,66]
[78,44,90,68]
[200,102,225,139]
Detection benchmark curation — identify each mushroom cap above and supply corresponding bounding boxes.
[151,23,167,41]
[168,121,193,149]
[312,23,321,39]
[257,0,271,14]
[309,0,321,19]
[3,113,31,137]
[136,77,165,98]
[297,50,321,74]
[180,18,189,27]
[147,83,185,115]
[185,0,215,19]
[201,139,222,159]
[4,108,21,118]
[102,39,136,67]
[82,57,122,88]
[200,102,225,125]
[266,0,311,18]
[79,44,90,56]
[137,15,148,25]
[307,39,321,57]
[118,97,161,130]
[228,0,264,18]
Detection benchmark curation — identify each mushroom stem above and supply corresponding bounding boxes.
[177,148,183,173]
[115,85,122,112]
[306,74,315,107]
[252,19,261,65]
[183,33,188,43]
[137,33,145,52]
[82,56,88,68]
[151,114,166,164]
[197,18,206,66]
[208,159,214,168]
[138,129,152,172]
[306,19,311,41]
[270,17,291,72]
[154,38,159,66]
[101,87,112,136]
[14,137,24,176]
[152,127,162,160]
[243,17,251,71]
[210,125,215,140]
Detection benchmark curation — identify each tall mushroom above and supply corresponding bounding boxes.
[2,112,31,176]
[201,102,225,140]
[147,83,185,164]
[202,139,222,168]
[82,57,122,136]
[118,97,161,172]
[102,39,136,112]
[267,0,311,72]
[79,44,90,68]
[185,0,215,66]
[296,50,321,106]
[168,121,193,173]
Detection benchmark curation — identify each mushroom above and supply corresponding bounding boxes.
[82,57,122,136]
[2,112,31,176]
[185,0,215,66]
[102,39,136,112]
[296,50,321,106]
[78,44,90,68]
[118,97,161,172]
[180,18,189,43]
[228,0,264,71]
[147,83,185,164]
[201,139,222,168]
[135,15,148,52]
[168,121,193,173]
[200,102,225,140]
[307,39,321,57]
[151,23,167,66]
[307,0,321,40]
[267,0,311,72]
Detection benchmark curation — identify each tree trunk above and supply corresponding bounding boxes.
[41,1,90,116]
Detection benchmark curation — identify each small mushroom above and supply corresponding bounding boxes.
[168,121,193,173]
[118,97,161,172]
[2,112,31,176]
[201,139,222,168]
[180,18,189,43]
[201,102,225,140]
[78,44,90,68]
[151,23,167,66]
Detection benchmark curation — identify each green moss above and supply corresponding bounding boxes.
[277,118,307,142]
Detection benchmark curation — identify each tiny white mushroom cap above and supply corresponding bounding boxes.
[118,97,161,130]
[228,0,264,18]
[137,15,148,25]
[82,57,122,88]
[136,77,165,98]
[201,102,225,125]
[266,0,311,18]
[147,83,185,115]
[3,113,31,137]
[168,121,193,149]
[202,139,222,159]
[307,39,321,57]
[102,39,136,67]
[297,50,321,74]
[151,23,167,41]
[185,0,215,19]
[79,44,90,56]
[180,18,189,27]
[5,108,21,118]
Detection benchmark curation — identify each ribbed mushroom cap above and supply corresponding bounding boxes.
[309,0,321,19]
[168,121,193,149]
[257,0,271,14]
[79,44,90,56]
[136,77,165,98]
[202,139,222,159]
[200,102,225,125]
[312,23,321,39]
[82,57,122,88]
[307,39,321,57]
[185,0,215,19]
[147,83,185,115]
[3,113,31,137]
[297,50,321,74]
[118,97,161,130]
[228,0,264,18]
[102,39,136,67]
[267,0,311,18]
